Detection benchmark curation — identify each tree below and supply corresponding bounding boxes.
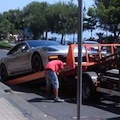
[0,14,12,40]
[94,0,120,41]
[46,1,78,44]
[23,2,48,39]
[3,9,24,34]
[84,7,97,38]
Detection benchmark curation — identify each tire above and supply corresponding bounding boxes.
[0,64,8,82]
[82,76,96,103]
[31,54,43,72]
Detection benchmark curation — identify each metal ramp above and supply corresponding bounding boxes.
[6,71,45,85]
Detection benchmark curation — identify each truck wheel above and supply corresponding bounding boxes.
[0,64,8,82]
[82,76,96,103]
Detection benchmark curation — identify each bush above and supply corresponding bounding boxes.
[0,41,12,49]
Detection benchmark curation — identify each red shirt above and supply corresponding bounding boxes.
[45,60,64,72]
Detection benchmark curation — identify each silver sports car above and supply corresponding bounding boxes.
[0,40,78,81]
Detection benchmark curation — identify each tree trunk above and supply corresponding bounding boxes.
[91,30,93,38]
[45,31,48,40]
[60,34,64,44]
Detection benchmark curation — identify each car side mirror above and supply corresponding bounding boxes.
[22,46,27,52]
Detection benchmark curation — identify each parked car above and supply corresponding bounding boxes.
[0,40,78,82]
[82,40,107,61]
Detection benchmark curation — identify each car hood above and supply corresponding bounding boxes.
[41,45,78,53]
[50,45,69,52]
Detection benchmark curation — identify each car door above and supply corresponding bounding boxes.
[5,46,18,75]
[14,43,31,73]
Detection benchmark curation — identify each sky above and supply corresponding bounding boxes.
[0,0,95,40]
[0,0,94,13]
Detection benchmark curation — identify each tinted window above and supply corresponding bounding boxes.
[7,43,28,55]
[7,46,19,55]
[27,40,60,48]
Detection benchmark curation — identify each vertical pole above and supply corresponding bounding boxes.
[119,55,120,91]
[77,0,83,120]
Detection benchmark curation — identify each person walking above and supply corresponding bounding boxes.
[44,60,65,102]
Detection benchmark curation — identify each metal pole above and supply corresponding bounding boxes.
[77,0,83,120]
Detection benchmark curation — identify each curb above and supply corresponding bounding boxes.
[0,82,11,93]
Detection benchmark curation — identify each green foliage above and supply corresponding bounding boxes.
[3,9,24,33]
[46,1,78,43]
[0,14,12,39]
[0,41,12,49]
[46,2,78,33]
[84,7,97,38]
[23,2,48,39]
[94,0,120,39]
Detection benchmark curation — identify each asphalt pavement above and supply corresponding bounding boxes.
[1,80,120,120]
[0,81,57,120]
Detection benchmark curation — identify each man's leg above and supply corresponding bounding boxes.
[53,88,59,98]
[46,86,51,96]
[51,72,64,102]
[45,70,52,99]
[54,87,64,102]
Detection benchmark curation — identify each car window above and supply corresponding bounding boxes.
[7,46,19,55]
[7,43,28,55]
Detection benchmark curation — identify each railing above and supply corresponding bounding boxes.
[83,44,120,63]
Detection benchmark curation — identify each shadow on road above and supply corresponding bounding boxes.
[107,117,120,120]
[84,95,120,115]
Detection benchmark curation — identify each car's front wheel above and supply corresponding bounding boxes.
[0,64,8,82]
[31,54,43,72]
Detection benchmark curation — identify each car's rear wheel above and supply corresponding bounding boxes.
[0,64,8,82]
[32,54,43,72]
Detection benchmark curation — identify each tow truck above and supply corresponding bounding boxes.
[82,44,120,102]
[5,43,120,102]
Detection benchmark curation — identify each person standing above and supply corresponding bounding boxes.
[44,60,65,102]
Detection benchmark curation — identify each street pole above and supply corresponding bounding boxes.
[77,0,83,120]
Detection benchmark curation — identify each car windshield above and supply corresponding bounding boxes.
[27,40,61,48]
